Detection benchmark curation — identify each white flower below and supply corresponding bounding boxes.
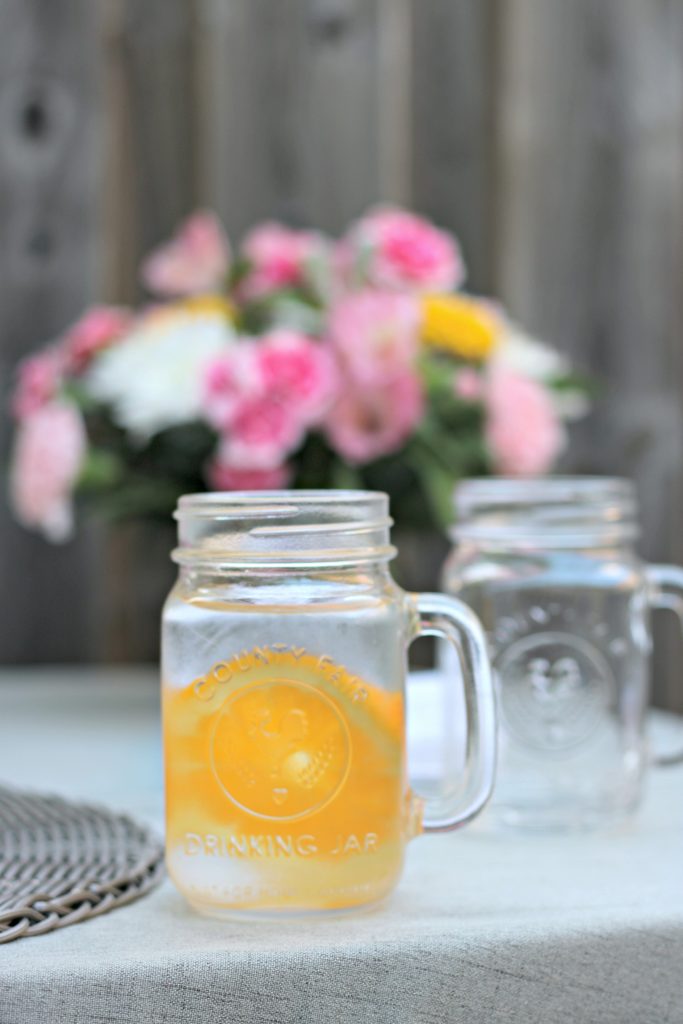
[87,302,234,437]
[492,322,569,381]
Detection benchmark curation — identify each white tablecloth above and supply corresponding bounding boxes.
[0,667,681,1024]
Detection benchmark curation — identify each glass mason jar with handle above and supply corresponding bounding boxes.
[162,491,496,916]
[442,477,683,832]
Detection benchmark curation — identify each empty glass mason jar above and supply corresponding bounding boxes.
[162,491,496,916]
[442,477,683,831]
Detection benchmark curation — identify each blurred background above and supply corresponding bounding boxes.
[1,0,682,710]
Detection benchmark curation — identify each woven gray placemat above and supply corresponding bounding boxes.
[0,786,164,944]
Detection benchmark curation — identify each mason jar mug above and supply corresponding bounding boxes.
[442,477,683,831]
[162,491,496,916]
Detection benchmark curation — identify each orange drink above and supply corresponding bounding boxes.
[164,645,410,912]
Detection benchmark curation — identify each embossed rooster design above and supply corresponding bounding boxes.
[498,638,611,751]
[526,656,584,704]
[243,697,341,808]
[233,706,308,795]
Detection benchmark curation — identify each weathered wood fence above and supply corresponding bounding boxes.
[1,0,683,709]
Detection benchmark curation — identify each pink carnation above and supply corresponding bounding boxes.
[349,206,465,292]
[64,306,131,373]
[11,348,65,419]
[240,223,322,299]
[207,458,291,492]
[256,331,338,424]
[485,369,565,476]
[221,396,304,470]
[203,333,336,441]
[326,370,424,465]
[203,347,262,432]
[10,402,87,541]
[329,290,420,384]
[141,210,231,297]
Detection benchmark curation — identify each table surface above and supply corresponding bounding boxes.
[0,666,682,1024]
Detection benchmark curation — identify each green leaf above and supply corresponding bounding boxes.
[60,379,99,413]
[330,461,363,491]
[411,457,457,531]
[77,448,125,491]
[86,476,185,522]
[269,295,325,335]
[549,371,598,396]
[303,250,335,306]
[228,256,252,289]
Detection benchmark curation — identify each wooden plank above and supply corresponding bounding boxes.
[497,0,683,710]
[101,0,198,301]
[195,0,397,238]
[0,0,104,663]
[411,0,499,293]
[376,0,413,206]
[100,520,176,664]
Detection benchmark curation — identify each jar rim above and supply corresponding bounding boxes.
[173,490,396,567]
[176,489,388,518]
[454,476,635,507]
[452,476,639,547]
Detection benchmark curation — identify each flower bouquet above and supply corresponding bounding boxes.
[8,207,588,541]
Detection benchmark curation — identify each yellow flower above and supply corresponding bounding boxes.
[178,294,237,322]
[421,293,500,360]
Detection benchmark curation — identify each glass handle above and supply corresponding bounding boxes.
[408,593,497,832]
[646,564,683,766]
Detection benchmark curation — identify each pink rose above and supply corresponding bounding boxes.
[10,402,87,541]
[256,331,338,425]
[221,396,304,469]
[64,306,131,373]
[485,368,565,476]
[11,348,65,419]
[203,346,262,431]
[206,458,291,492]
[141,211,231,297]
[326,369,424,465]
[329,290,420,384]
[348,206,465,292]
[240,222,323,299]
